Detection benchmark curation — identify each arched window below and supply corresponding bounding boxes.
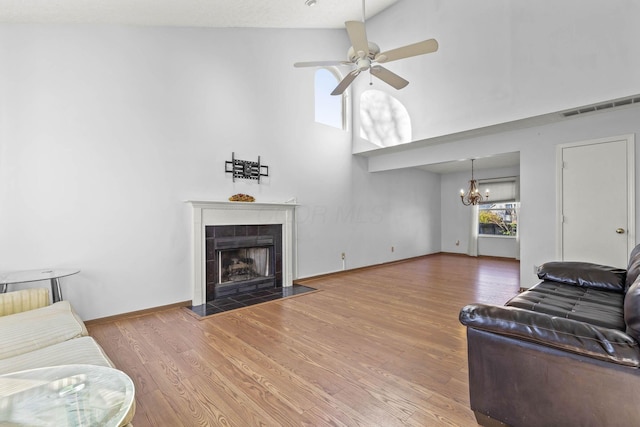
[314,68,345,129]
[360,90,411,147]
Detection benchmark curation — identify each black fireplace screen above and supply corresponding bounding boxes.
[219,247,270,284]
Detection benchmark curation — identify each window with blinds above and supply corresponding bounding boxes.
[478,177,519,236]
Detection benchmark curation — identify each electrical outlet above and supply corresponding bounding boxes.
[391,246,395,252]
[455,240,460,246]
[341,252,345,260]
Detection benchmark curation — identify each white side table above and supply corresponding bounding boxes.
[0,269,80,303]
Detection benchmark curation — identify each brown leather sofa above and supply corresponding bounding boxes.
[459,245,640,427]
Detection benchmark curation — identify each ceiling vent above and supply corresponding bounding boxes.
[562,96,640,117]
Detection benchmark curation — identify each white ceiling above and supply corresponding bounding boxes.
[0,0,400,29]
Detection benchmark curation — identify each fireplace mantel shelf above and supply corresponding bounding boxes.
[186,200,299,208]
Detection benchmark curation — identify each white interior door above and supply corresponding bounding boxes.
[558,135,635,268]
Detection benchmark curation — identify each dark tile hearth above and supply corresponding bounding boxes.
[189,285,316,317]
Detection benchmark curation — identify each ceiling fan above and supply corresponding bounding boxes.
[294,1,438,96]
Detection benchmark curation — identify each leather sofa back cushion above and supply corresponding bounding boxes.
[537,262,626,293]
[625,279,640,342]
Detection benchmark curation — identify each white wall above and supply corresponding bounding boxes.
[353,0,640,152]
[355,0,640,288]
[0,24,441,320]
[478,237,518,259]
[4,1,637,319]
[441,166,519,258]
[368,103,640,288]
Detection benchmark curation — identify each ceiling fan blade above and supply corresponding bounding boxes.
[294,60,350,68]
[370,65,409,90]
[375,39,439,63]
[345,21,369,58]
[331,69,360,96]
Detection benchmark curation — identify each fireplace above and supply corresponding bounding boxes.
[206,225,282,300]
[188,200,297,306]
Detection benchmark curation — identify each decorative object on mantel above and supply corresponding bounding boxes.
[225,152,269,183]
[228,193,255,202]
[460,159,489,206]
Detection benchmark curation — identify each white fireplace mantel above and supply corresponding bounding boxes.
[187,200,298,306]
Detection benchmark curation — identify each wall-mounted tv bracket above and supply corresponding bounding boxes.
[225,152,269,183]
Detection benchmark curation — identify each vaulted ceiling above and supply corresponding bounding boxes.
[0,0,399,29]
[0,0,523,174]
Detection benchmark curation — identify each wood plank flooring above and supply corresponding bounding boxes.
[88,253,520,426]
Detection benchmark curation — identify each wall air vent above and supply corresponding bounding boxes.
[562,96,640,117]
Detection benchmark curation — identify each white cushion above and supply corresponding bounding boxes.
[0,301,88,360]
[0,336,114,375]
[0,288,50,316]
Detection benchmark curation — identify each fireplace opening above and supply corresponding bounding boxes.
[219,247,271,284]
[206,225,282,301]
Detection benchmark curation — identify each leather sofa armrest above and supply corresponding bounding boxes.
[0,288,50,316]
[459,303,640,367]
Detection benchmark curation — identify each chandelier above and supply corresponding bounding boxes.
[460,159,489,206]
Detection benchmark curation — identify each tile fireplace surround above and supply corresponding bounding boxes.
[187,200,297,306]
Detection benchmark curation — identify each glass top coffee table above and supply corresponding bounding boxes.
[0,364,134,426]
[0,268,80,302]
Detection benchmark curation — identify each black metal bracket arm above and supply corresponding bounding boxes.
[225,152,269,183]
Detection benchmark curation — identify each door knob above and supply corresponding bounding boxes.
[616,228,625,234]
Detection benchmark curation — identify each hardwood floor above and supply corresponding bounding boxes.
[88,253,520,427]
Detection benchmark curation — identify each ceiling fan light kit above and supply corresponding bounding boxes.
[294,2,438,95]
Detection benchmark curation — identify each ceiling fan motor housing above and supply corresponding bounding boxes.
[347,42,380,63]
